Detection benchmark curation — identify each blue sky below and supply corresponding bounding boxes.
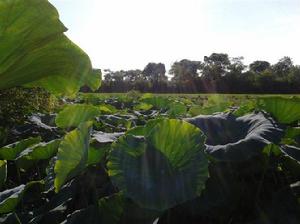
[49,0,300,70]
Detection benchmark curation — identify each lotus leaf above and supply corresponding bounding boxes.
[16,139,60,161]
[186,112,283,161]
[0,0,100,95]
[56,104,101,128]
[0,181,42,214]
[0,137,41,160]
[259,97,300,124]
[54,122,92,192]
[108,119,208,211]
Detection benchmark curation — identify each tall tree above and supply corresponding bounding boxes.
[249,61,270,73]
[169,59,202,82]
[202,53,231,80]
[123,70,143,82]
[142,63,167,83]
[228,57,246,74]
[272,57,293,77]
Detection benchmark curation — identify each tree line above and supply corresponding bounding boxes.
[96,53,300,94]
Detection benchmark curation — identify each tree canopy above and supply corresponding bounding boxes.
[98,54,300,94]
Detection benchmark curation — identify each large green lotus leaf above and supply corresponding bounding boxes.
[0,160,7,189]
[108,119,208,211]
[141,96,171,110]
[98,193,124,224]
[98,104,117,114]
[16,139,60,161]
[126,119,164,136]
[31,179,76,223]
[188,103,230,116]
[167,102,187,116]
[188,95,231,117]
[134,103,153,111]
[125,126,146,136]
[186,112,283,161]
[259,97,300,124]
[0,0,100,95]
[0,181,42,214]
[285,127,300,139]
[84,69,102,92]
[0,137,41,160]
[54,121,92,192]
[262,144,282,157]
[233,100,257,117]
[87,145,108,166]
[282,127,300,146]
[55,104,101,128]
[156,163,242,223]
[283,127,300,145]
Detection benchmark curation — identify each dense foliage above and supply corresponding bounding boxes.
[0,87,58,128]
[1,1,300,224]
[100,56,300,94]
[1,93,300,223]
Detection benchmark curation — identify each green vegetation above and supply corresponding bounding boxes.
[0,0,101,95]
[101,56,300,94]
[0,1,300,224]
[1,91,300,223]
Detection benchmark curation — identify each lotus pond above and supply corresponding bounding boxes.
[1,93,300,224]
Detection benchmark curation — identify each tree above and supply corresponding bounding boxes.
[142,63,167,83]
[249,61,270,73]
[123,70,143,82]
[169,59,202,82]
[100,55,300,94]
[272,57,293,76]
[204,53,231,67]
[228,57,246,74]
[202,53,231,80]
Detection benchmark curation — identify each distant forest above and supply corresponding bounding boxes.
[92,53,300,94]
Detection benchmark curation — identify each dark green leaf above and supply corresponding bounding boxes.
[0,137,41,160]
[98,193,124,224]
[186,112,283,161]
[167,102,187,116]
[0,160,7,189]
[16,139,60,161]
[0,181,42,214]
[54,122,92,192]
[108,119,208,211]
[259,97,300,124]
[87,145,107,166]
[55,104,100,128]
[0,0,100,95]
